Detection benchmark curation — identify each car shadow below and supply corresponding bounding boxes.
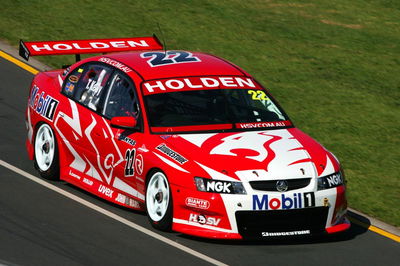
[62,182,146,217]
[176,211,371,245]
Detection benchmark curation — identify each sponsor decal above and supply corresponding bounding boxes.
[252,192,315,210]
[135,154,144,176]
[204,179,232,194]
[83,178,93,186]
[116,193,126,204]
[116,193,141,208]
[65,82,75,93]
[237,121,292,129]
[98,57,132,73]
[156,143,188,164]
[98,184,114,198]
[77,68,84,73]
[189,213,221,226]
[262,230,310,237]
[185,197,210,210]
[68,75,79,82]
[62,67,70,76]
[117,133,136,146]
[128,198,141,208]
[318,172,344,190]
[29,85,59,121]
[143,76,256,95]
[69,170,81,180]
[326,173,343,187]
[28,38,154,53]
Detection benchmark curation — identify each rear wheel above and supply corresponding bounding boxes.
[145,171,173,231]
[34,123,59,180]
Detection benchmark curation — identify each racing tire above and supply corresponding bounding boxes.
[34,123,60,180]
[145,171,173,231]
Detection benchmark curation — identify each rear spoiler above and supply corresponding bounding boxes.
[19,35,163,61]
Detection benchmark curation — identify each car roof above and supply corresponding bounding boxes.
[102,51,249,80]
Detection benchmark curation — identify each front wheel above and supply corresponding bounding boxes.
[34,123,59,180]
[145,171,173,231]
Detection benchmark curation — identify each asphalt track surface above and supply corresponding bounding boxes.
[0,55,398,266]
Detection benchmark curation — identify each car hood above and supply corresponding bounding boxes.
[159,128,339,182]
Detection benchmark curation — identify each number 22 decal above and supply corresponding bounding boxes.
[248,90,269,101]
[141,51,201,67]
[125,149,136,176]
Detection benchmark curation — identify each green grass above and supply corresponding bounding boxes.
[1,0,399,227]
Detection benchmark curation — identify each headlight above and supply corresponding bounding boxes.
[194,177,246,194]
[317,171,345,190]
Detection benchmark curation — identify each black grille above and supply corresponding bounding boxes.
[236,207,329,239]
[250,178,311,191]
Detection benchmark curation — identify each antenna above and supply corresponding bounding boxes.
[157,22,167,54]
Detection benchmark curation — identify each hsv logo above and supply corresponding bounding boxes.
[29,85,59,121]
[98,185,114,198]
[185,197,210,210]
[143,76,256,95]
[253,192,315,210]
[189,214,221,226]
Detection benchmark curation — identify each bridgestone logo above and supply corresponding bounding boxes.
[261,230,311,237]
[156,144,188,164]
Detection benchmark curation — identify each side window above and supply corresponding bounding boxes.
[63,64,113,112]
[102,73,139,119]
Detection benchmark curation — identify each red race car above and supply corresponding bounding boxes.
[21,36,349,239]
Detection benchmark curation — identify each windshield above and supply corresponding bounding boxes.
[144,87,292,133]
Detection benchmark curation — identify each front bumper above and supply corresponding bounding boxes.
[171,184,349,239]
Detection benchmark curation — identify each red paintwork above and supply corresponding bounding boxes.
[25,38,349,239]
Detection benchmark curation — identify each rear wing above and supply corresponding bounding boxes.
[19,35,163,61]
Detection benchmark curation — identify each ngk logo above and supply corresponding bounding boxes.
[205,180,232,193]
[189,214,221,226]
[326,173,343,187]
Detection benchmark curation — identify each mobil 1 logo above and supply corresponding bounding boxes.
[253,192,316,210]
[29,85,59,121]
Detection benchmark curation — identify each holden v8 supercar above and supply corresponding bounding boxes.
[21,36,349,239]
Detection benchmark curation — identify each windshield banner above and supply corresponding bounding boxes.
[142,76,259,95]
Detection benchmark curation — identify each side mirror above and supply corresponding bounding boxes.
[110,116,137,130]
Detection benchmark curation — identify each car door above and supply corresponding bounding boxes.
[95,71,146,201]
[55,62,113,180]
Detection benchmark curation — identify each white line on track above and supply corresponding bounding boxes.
[0,159,228,266]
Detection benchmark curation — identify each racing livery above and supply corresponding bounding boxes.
[22,37,349,239]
